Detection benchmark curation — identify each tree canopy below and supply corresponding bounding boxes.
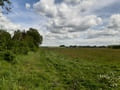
[0,28,43,55]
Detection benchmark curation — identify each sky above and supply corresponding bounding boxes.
[0,0,120,46]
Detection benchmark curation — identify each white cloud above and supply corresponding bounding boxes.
[0,12,21,32]
[42,13,120,46]
[33,0,57,17]
[33,0,102,34]
[25,3,31,9]
[32,0,120,46]
[83,14,120,40]
[108,14,120,30]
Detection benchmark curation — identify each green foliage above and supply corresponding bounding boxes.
[12,30,25,41]
[3,50,15,63]
[0,48,119,89]
[12,29,42,54]
[0,29,43,61]
[27,28,43,46]
[60,45,66,48]
[11,29,43,54]
[0,30,11,51]
[108,45,120,49]
[11,41,29,55]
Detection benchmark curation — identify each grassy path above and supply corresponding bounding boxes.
[0,48,120,90]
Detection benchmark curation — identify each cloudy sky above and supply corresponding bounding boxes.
[0,0,120,46]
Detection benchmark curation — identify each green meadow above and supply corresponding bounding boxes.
[0,48,120,90]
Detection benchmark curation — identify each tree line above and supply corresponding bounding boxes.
[60,45,120,49]
[0,28,43,62]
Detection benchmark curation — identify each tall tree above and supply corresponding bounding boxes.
[0,29,11,50]
[12,30,26,41]
[27,28,43,47]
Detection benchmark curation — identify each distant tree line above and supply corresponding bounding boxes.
[60,45,120,49]
[107,45,120,49]
[0,28,43,62]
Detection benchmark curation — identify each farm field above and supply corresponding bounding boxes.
[0,48,120,90]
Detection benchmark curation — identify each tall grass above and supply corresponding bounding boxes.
[0,48,119,89]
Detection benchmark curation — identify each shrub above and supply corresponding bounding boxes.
[3,51,15,63]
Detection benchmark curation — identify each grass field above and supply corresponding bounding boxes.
[0,48,120,90]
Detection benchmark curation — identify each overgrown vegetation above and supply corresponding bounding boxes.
[0,28,43,62]
[0,48,119,89]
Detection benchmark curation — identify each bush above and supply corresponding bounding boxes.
[3,51,15,63]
